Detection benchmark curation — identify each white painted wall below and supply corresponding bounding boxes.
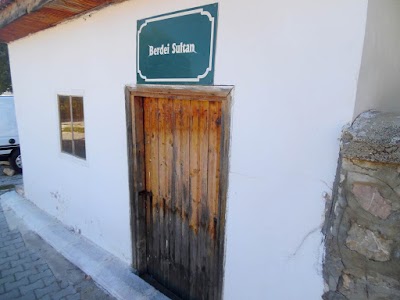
[8,0,368,298]
[354,0,400,117]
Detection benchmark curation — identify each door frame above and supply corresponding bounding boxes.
[125,84,233,299]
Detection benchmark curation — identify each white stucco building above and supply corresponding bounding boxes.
[0,0,399,299]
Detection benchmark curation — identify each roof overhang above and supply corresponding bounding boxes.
[0,0,123,42]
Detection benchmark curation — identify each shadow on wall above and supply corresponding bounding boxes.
[353,0,400,117]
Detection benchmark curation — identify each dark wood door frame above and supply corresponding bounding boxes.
[125,84,233,299]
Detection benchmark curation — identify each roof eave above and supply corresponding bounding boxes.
[0,0,122,43]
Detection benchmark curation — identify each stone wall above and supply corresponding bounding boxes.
[323,111,400,300]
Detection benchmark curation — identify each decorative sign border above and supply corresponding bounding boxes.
[136,4,218,84]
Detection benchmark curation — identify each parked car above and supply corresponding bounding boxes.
[0,95,22,173]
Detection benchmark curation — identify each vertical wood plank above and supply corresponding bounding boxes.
[207,101,221,240]
[143,97,152,274]
[207,101,222,299]
[133,97,146,192]
[165,99,175,290]
[144,97,160,280]
[216,96,231,300]
[157,98,174,288]
[164,99,182,294]
[198,101,210,299]
[188,101,201,299]
[126,91,137,270]
[133,96,147,274]
[174,100,191,299]
[171,100,182,292]
[157,98,166,286]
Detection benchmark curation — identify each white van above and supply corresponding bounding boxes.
[0,95,22,173]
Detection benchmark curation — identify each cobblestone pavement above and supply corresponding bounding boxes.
[0,190,115,300]
[0,164,23,191]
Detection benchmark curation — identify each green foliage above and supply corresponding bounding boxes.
[0,43,12,94]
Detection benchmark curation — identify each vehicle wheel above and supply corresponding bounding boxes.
[9,148,22,173]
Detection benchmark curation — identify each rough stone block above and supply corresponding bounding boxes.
[352,183,392,219]
[338,272,400,300]
[2,168,15,177]
[346,224,393,262]
[338,273,368,300]
[323,112,400,298]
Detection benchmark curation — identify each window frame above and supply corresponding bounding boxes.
[57,94,86,160]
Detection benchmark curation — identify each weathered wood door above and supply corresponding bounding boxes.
[128,86,231,300]
[144,97,221,300]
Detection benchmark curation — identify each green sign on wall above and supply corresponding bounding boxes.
[137,4,218,85]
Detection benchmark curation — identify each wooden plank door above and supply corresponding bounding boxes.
[142,97,222,300]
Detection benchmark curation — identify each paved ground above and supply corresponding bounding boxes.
[0,175,115,299]
[0,164,23,191]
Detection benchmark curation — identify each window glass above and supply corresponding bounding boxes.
[71,97,86,159]
[58,95,86,159]
[59,96,73,155]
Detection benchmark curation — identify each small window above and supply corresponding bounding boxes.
[58,95,86,159]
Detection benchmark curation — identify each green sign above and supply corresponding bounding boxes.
[137,4,218,85]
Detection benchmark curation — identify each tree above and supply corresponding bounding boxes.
[0,43,12,94]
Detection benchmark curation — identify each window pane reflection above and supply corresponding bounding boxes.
[58,95,86,159]
[59,96,73,154]
[72,97,86,159]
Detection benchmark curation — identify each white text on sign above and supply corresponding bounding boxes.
[148,42,196,56]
